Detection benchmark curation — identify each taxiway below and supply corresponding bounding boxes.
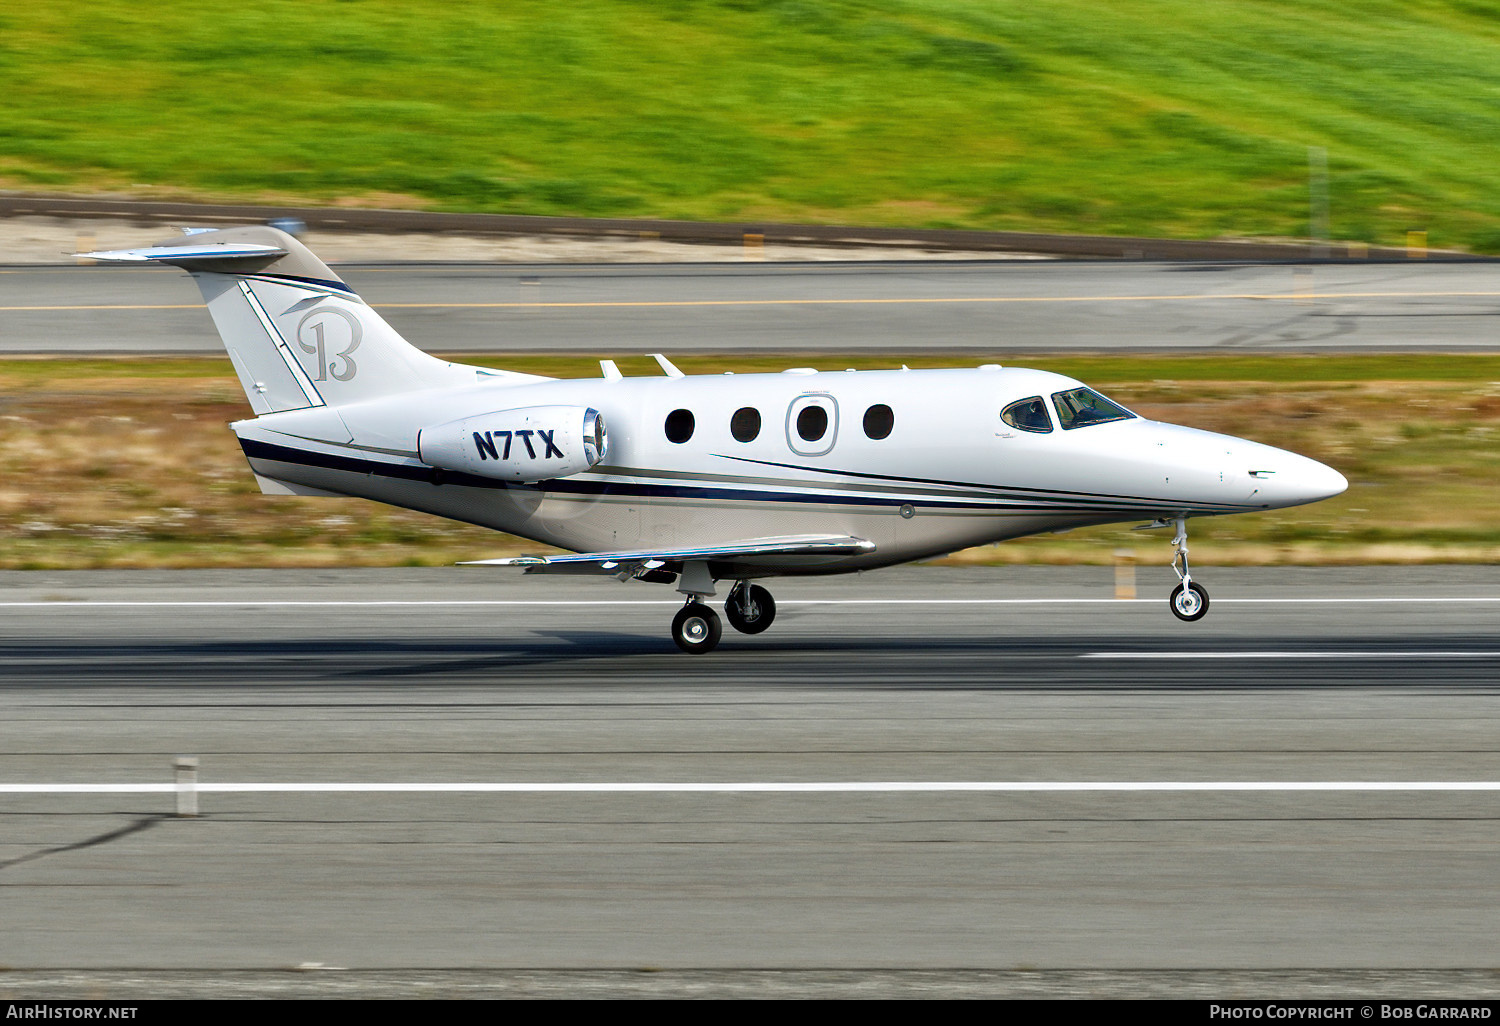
[5,259,1499,353]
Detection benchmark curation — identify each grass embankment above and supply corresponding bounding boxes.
[1,354,1496,570]
[5,2,1500,251]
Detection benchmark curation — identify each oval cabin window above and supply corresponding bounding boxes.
[664,408,695,443]
[785,394,838,456]
[731,407,761,443]
[797,405,828,442]
[863,404,894,440]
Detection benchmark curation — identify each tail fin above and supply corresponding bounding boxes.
[86,225,474,414]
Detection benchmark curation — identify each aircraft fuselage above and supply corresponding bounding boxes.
[235,364,1346,575]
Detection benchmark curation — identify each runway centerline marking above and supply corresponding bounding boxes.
[6,781,1500,794]
[10,289,1500,313]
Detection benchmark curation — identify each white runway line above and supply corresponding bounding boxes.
[5,781,1500,794]
[1,597,1499,608]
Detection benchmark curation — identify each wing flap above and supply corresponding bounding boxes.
[461,534,875,576]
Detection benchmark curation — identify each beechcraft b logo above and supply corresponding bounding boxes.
[472,429,565,460]
[295,308,362,381]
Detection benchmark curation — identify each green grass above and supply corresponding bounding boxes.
[5,2,1500,249]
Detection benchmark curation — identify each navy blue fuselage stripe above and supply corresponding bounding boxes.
[238,438,1241,515]
[246,272,356,294]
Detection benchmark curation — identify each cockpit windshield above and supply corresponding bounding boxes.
[1001,396,1052,433]
[1050,387,1134,430]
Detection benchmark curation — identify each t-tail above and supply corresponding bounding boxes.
[84,225,483,414]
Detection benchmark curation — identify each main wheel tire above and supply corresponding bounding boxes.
[1169,582,1210,622]
[672,602,723,654]
[725,584,776,635]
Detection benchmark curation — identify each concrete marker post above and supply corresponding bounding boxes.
[173,756,199,817]
[1114,549,1137,600]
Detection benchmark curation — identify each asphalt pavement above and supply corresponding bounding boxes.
[2,566,1498,993]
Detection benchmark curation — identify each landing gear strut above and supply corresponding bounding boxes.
[672,599,722,654]
[668,578,778,652]
[725,582,776,635]
[1167,517,1210,622]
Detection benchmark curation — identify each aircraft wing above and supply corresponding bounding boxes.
[461,534,875,576]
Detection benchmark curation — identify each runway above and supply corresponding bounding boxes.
[6,258,1500,353]
[2,565,1499,992]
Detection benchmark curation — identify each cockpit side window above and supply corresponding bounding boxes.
[1050,387,1134,430]
[1001,396,1052,434]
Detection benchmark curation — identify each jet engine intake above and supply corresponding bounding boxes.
[418,405,607,482]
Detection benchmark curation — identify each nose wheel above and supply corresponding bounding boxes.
[672,599,722,654]
[1167,517,1210,622]
[1170,581,1209,621]
[725,582,776,635]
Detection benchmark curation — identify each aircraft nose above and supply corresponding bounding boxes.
[1252,454,1347,507]
[1307,460,1349,501]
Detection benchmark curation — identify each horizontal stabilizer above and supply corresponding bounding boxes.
[462,534,876,575]
[80,243,289,264]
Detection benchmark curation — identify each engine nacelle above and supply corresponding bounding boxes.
[418,405,608,482]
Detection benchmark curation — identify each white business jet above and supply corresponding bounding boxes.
[86,226,1347,652]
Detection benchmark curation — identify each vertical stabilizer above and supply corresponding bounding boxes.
[86,225,475,414]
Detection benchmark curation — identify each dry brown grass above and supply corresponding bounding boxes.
[1,357,1496,569]
[0,374,517,569]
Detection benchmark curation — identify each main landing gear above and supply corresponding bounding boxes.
[725,582,776,635]
[1167,516,1210,622]
[671,600,723,654]
[670,580,778,654]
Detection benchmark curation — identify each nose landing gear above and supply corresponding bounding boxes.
[1167,517,1210,622]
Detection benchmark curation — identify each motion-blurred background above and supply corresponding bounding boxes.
[2,1,1497,568]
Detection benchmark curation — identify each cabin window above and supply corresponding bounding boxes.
[731,407,761,443]
[797,405,828,442]
[785,394,838,456]
[664,408,695,443]
[1050,387,1134,430]
[862,404,894,440]
[1001,396,1052,433]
